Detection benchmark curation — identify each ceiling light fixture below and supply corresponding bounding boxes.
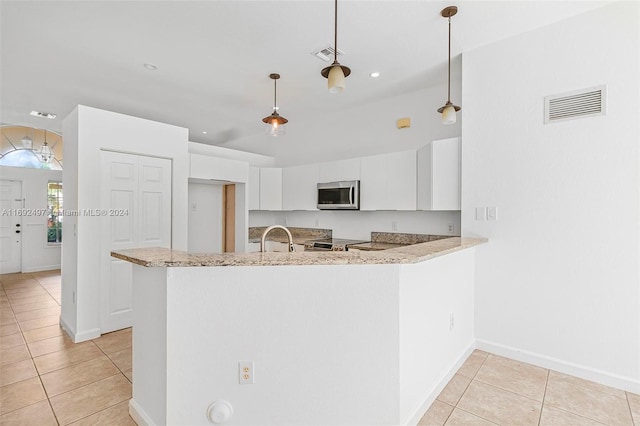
[39,130,53,163]
[320,0,351,94]
[437,6,461,125]
[262,73,288,137]
[369,72,380,78]
[30,110,56,119]
[143,63,158,70]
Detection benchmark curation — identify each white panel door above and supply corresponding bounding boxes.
[100,151,171,333]
[0,180,22,273]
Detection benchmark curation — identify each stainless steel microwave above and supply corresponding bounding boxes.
[317,180,360,210]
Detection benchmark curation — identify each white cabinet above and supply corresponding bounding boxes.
[318,158,361,182]
[282,163,319,210]
[249,167,260,210]
[259,168,282,211]
[417,137,460,211]
[190,154,248,183]
[360,150,417,211]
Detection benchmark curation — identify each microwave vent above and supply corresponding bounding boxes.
[544,85,606,124]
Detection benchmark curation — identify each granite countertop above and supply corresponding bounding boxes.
[347,242,408,251]
[349,232,453,251]
[111,237,487,268]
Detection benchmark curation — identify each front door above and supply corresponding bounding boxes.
[0,180,22,274]
[100,151,171,333]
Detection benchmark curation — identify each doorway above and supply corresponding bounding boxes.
[223,184,235,252]
[0,179,22,273]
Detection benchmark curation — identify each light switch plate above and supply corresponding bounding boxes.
[487,206,498,221]
[475,207,486,221]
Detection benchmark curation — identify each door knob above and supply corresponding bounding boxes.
[15,230,20,234]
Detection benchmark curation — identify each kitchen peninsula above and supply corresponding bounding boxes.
[112,237,486,426]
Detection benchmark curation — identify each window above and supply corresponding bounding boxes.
[47,182,63,244]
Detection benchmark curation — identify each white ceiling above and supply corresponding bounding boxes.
[1,0,609,159]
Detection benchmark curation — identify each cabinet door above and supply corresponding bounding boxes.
[259,168,282,211]
[417,137,460,210]
[249,167,260,210]
[282,163,319,210]
[360,150,416,210]
[318,158,361,182]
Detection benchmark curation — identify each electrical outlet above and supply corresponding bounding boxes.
[487,206,498,221]
[392,221,398,231]
[449,313,455,331]
[447,223,455,234]
[238,361,254,385]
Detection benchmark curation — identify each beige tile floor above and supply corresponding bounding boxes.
[2,270,639,426]
[0,271,134,425]
[419,350,640,426]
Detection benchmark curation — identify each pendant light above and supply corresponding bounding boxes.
[320,0,351,94]
[39,130,53,163]
[437,6,461,125]
[262,73,288,137]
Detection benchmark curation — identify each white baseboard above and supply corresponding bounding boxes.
[476,339,640,394]
[22,264,61,273]
[130,398,156,426]
[405,341,476,426]
[59,317,101,343]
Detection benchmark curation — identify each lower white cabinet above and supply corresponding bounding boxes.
[282,163,319,210]
[417,137,460,211]
[259,168,282,211]
[360,150,417,211]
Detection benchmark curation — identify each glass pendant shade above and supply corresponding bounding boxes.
[39,143,53,163]
[328,65,346,94]
[21,136,33,149]
[262,73,288,137]
[441,104,457,125]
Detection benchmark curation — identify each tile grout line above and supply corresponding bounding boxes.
[537,368,550,426]
[625,392,637,426]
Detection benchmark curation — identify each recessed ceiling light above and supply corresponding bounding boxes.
[30,110,56,119]
[369,72,380,78]
[202,131,208,134]
[143,63,158,70]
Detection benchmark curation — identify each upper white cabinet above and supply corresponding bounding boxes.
[417,137,460,211]
[282,163,319,211]
[190,154,248,183]
[248,167,260,210]
[259,168,283,211]
[318,158,361,182]
[360,150,417,211]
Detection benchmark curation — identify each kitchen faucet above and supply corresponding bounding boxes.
[260,225,295,252]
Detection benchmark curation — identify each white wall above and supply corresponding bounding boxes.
[0,166,63,272]
[188,141,275,167]
[62,105,189,341]
[462,2,639,392]
[250,210,461,241]
[188,181,223,253]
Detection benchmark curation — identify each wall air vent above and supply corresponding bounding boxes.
[311,45,345,62]
[544,85,606,124]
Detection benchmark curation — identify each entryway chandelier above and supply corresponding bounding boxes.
[437,6,461,125]
[262,73,288,137]
[320,0,351,94]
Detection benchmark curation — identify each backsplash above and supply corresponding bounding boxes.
[249,210,461,241]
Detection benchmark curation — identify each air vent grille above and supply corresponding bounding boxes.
[311,45,345,62]
[544,85,606,124]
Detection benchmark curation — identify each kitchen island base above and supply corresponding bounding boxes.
[123,245,480,425]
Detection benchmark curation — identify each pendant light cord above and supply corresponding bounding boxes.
[334,0,338,64]
[273,78,277,111]
[447,15,451,103]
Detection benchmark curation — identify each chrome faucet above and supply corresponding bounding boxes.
[260,225,295,252]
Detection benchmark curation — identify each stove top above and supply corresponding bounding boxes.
[303,238,370,252]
